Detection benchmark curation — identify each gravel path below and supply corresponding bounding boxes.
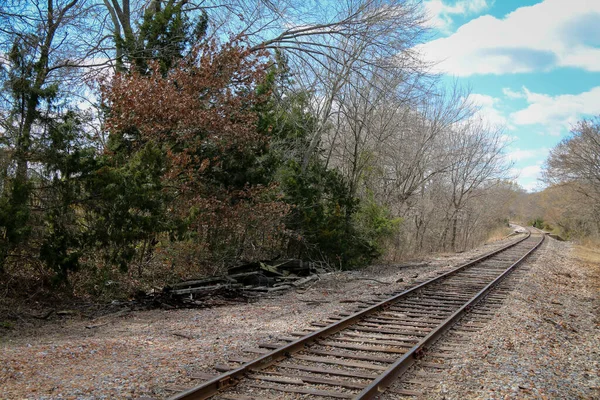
[3,234,598,399]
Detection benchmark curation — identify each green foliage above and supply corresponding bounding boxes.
[38,112,93,282]
[278,158,377,269]
[529,217,554,232]
[0,29,398,296]
[7,37,59,104]
[0,37,52,271]
[355,191,402,255]
[255,61,384,269]
[0,178,32,270]
[36,112,173,282]
[84,140,173,272]
[2,106,173,282]
[0,320,14,329]
[119,2,208,74]
[530,218,545,229]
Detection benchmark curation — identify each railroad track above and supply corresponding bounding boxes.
[166,227,545,400]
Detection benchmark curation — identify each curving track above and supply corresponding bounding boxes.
[166,227,545,400]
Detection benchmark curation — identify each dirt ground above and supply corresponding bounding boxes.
[1,233,598,399]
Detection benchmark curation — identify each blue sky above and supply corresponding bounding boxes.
[418,0,600,191]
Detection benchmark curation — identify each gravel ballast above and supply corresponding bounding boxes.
[426,238,600,399]
[1,234,598,399]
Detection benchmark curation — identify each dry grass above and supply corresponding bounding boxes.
[571,243,600,298]
[572,243,600,264]
[485,226,514,243]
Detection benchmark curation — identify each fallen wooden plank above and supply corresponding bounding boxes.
[169,276,228,289]
[292,275,319,287]
[266,285,291,292]
[170,283,242,295]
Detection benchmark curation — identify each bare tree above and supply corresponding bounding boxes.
[539,116,600,239]
[0,0,107,182]
[96,0,431,172]
[543,116,600,202]
[380,83,474,209]
[241,0,430,168]
[440,119,511,250]
[324,67,406,198]
[248,0,427,74]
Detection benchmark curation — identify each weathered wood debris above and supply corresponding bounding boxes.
[163,259,324,305]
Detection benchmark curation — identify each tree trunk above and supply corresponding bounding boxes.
[450,214,458,251]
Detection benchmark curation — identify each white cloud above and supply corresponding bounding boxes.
[509,155,547,192]
[511,164,542,180]
[502,87,524,99]
[506,147,549,162]
[468,93,509,128]
[509,86,600,133]
[418,0,600,76]
[424,0,492,32]
[510,152,548,191]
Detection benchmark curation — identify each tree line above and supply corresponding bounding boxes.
[0,0,514,298]
[523,118,600,242]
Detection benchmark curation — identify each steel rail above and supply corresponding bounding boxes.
[355,230,545,399]
[168,231,534,400]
